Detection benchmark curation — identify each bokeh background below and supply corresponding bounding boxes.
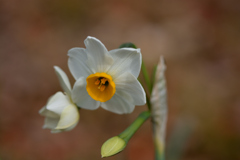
[1,0,240,159]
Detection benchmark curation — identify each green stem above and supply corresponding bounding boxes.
[146,95,151,111]
[151,65,157,93]
[141,61,151,93]
[119,111,151,142]
[153,134,165,160]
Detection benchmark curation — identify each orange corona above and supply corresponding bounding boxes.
[86,73,116,102]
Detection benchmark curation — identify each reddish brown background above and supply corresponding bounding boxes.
[1,0,240,160]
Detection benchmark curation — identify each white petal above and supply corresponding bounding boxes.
[54,66,71,95]
[68,47,93,80]
[51,120,79,133]
[107,48,142,79]
[72,77,100,110]
[46,92,72,115]
[39,106,59,119]
[101,91,135,114]
[64,121,79,131]
[84,36,113,73]
[43,117,59,129]
[55,104,79,130]
[115,72,146,106]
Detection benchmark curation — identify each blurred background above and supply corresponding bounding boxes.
[1,0,240,159]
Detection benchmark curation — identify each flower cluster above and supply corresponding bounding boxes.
[39,36,146,133]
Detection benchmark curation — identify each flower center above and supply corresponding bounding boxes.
[86,73,116,102]
[95,77,109,91]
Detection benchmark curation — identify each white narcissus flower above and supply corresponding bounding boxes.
[68,36,146,114]
[39,66,79,133]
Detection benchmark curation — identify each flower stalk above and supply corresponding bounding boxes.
[118,111,151,142]
[141,61,152,93]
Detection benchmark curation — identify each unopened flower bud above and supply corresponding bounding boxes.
[101,136,126,158]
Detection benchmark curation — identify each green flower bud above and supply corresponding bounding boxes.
[101,111,151,158]
[101,136,126,158]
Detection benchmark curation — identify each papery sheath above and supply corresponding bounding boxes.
[150,56,167,159]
